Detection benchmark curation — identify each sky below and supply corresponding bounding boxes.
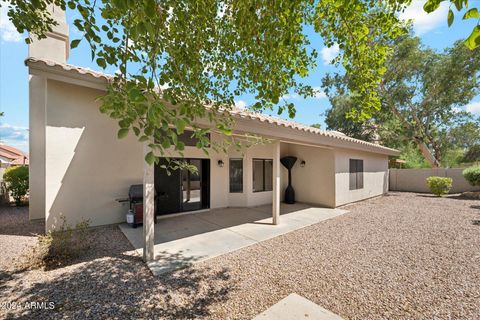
[1,1,479,152]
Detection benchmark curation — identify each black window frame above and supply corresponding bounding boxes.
[349,159,364,190]
[252,159,273,192]
[229,158,243,193]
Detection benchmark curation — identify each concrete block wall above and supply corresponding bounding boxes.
[389,168,480,193]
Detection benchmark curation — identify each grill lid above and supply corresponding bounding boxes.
[128,184,143,201]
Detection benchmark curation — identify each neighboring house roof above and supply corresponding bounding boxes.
[26,57,399,156]
[0,144,29,165]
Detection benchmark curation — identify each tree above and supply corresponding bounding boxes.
[323,35,480,167]
[323,95,378,141]
[2,0,479,165]
[2,0,412,165]
[310,123,321,129]
[462,145,480,164]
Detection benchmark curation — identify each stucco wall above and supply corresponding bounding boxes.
[36,77,393,229]
[334,148,389,206]
[282,144,336,207]
[29,75,47,220]
[45,80,144,230]
[41,80,277,229]
[389,168,480,193]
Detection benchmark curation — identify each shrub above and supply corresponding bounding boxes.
[463,166,480,187]
[23,215,91,269]
[426,176,453,197]
[3,165,29,205]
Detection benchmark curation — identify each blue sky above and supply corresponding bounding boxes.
[1,1,479,152]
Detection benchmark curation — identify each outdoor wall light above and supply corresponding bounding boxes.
[300,160,306,167]
[217,160,225,167]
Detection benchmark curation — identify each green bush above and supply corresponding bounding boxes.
[3,165,29,205]
[463,166,480,187]
[426,176,453,197]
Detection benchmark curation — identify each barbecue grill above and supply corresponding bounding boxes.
[117,185,157,228]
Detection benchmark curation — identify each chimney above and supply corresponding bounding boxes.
[28,5,69,63]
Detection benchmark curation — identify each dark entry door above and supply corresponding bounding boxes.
[155,158,210,215]
[155,158,182,215]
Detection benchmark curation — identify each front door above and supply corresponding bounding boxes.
[155,158,210,215]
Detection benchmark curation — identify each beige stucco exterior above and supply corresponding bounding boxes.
[26,6,397,230]
[334,148,389,206]
[28,73,395,231]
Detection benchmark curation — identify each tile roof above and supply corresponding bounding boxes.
[26,57,113,81]
[0,144,29,165]
[26,57,398,155]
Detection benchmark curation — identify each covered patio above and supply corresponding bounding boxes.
[120,203,347,275]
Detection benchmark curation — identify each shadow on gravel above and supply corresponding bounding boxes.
[0,206,44,237]
[470,205,480,210]
[472,220,480,226]
[5,252,232,320]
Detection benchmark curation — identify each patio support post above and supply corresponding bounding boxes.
[272,140,280,225]
[143,144,155,262]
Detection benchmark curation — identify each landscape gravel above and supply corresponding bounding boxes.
[1,192,479,319]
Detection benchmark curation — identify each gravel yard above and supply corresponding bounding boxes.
[1,192,479,319]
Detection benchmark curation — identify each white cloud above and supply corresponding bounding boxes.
[320,44,339,65]
[281,87,326,101]
[312,86,327,99]
[0,6,22,42]
[399,0,449,35]
[281,93,299,100]
[466,101,480,114]
[0,123,28,146]
[234,100,247,109]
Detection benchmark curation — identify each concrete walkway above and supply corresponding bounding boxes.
[254,293,343,320]
[119,203,347,275]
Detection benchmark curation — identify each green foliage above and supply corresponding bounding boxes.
[462,145,480,164]
[323,94,377,141]
[423,0,480,49]
[3,166,29,205]
[441,148,464,168]
[314,1,408,121]
[462,166,480,187]
[4,0,413,160]
[399,144,431,168]
[4,0,479,162]
[426,176,453,197]
[323,34,480,167]
[310,123,321,129]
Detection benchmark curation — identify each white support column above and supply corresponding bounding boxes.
[143,144,155,262]
[272,140,281,225]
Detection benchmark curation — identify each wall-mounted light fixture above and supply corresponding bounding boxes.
[300,160,306,167]
[217,160,225,167]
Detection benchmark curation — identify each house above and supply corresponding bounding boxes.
[26,8,398,259]
[0,144,29,168]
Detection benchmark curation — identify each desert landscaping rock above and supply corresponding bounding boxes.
[1,192,479,319]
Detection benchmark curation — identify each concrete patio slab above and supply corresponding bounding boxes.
[253,293,343,320]
[119,204,347,275]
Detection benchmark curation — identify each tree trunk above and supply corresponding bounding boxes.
[416,140,440,168]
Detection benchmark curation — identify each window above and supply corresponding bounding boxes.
[229,159,243,193]
[253,159,273,192]
[178,130,210,147]
[349,159,364,190]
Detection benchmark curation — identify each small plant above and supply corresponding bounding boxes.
[3,165,29,205]
[463,166,480,187]
[25,215,91,269]
[426,176,453,197]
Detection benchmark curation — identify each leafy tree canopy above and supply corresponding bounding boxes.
[323,34,480,168]
[2,0,480,165]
